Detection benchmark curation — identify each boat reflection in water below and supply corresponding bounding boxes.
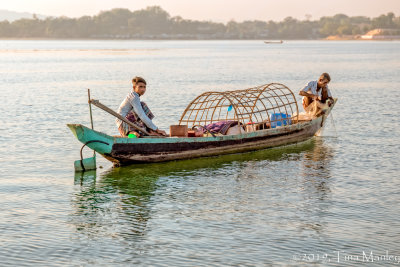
[70,137,334,255]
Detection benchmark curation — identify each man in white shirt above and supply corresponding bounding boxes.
[299,73,334,110]
[116,76,167,137]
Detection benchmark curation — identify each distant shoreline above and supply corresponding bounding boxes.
[1,8,399,43]
[326,35,400,41]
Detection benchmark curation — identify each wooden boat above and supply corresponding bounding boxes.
[264,40,283,44]
[67,83,336,166]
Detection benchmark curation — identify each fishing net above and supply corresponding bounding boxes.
[178,83,299,129]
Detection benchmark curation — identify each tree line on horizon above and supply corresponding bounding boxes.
[0,6,399,39]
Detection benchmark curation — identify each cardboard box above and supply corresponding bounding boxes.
[170,125,188,137]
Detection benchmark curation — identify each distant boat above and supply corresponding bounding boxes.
[264,40,283,44]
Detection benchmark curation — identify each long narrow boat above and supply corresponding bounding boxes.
[68,83,336,166]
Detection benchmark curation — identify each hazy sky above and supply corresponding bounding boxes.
[1,0,400,22]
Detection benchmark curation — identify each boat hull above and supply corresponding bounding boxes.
[111,122,317,164]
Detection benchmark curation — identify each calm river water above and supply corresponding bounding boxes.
[0,40,399,266]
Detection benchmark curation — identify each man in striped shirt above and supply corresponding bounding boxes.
[116,76,166,137]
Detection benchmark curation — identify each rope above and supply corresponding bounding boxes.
[79,140,110,171]
[329,112,338,137]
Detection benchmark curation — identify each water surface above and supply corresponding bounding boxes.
[0,40,399,266]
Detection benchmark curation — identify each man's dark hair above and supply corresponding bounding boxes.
[132,76,146,86]
[321,73,331,82]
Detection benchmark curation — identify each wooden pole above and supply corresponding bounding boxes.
[89,99,151,136]
[87,89,94,130]
[87,89,95,158]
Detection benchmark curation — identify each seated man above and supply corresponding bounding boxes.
[299,73,334,115]
[116,76,166,137]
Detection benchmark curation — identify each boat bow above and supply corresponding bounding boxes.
[67,124,114,154]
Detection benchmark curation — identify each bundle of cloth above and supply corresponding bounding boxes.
[194,120,245,136]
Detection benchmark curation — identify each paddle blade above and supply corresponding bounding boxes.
[74,156,97,172]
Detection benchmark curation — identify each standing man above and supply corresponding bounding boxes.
[116,76,166,137]
[299,73,334,110]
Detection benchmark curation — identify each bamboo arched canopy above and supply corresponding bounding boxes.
[178,83,299,128]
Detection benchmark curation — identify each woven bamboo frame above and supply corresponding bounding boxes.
[178,83,299,129]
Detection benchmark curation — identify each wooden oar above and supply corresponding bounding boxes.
[89,99,151,136]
